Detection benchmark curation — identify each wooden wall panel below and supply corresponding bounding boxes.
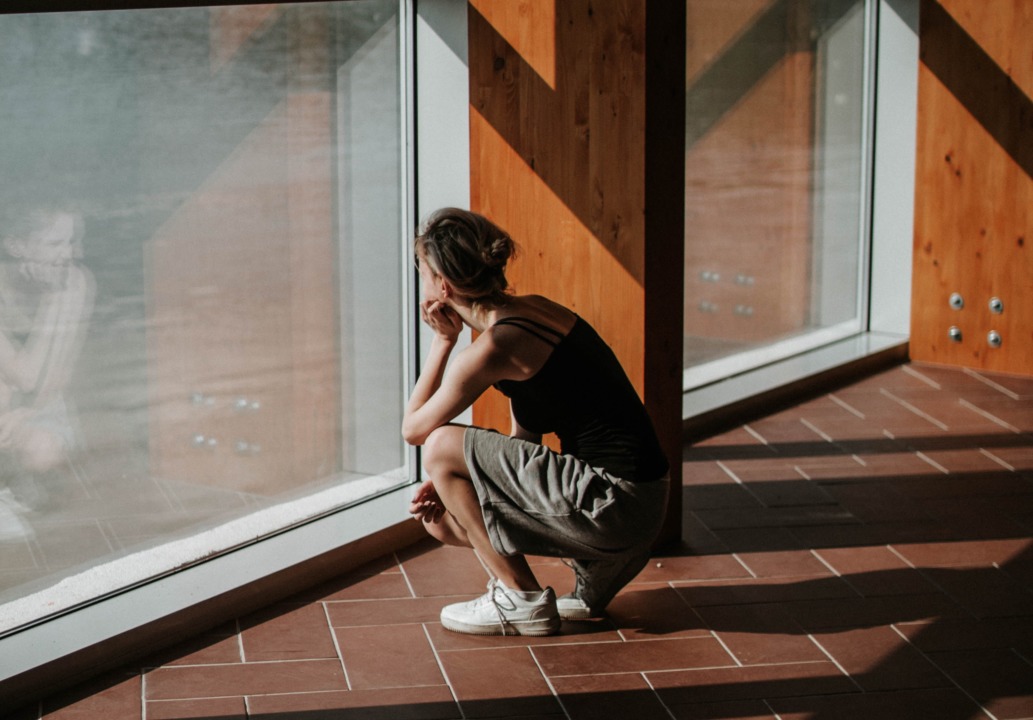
[469,0,647,428]
[910,0,1032,375]
[467,0,685,544]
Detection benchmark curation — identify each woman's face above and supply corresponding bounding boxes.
[417,248,446,304]
[20,212,78,265]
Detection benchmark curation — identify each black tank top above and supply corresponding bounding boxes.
[493,315,669,482]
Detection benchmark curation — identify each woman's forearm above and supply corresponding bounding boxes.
[402,334,456,443]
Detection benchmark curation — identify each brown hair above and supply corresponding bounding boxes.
[415,208,517,308]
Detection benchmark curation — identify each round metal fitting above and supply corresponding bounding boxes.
[987,330,1002,348]
[948,326,962,342]
[989,297,1004,314]
[949,292,964,310]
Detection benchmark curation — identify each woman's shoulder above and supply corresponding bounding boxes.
[501,295,577,332]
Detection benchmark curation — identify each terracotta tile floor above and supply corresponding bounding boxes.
[17,363,1033,719]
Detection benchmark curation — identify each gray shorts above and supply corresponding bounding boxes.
[463,427,669,560]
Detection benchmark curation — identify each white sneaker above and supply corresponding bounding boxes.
[440,580,560,636]
[556,593,599,620]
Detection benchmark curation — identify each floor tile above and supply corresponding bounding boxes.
[239,602,338,661]
[769,687,993,720]
[675,575,857,608]
[895,617,1033,654]
[668,698,777,720]
[325,596,454,628]
[647,660,856,705]
[436,646,561,718]
[891,538,1033,567]
[693,603,824,665]
[398,541,489,598]
[146,696,247,720]
[144,659,347,701]
[810,626,949,691]
[551,672,672,720]
[245,686,460,719]
[927,648,1033,720]
[336,623,444,690]
[532,636,736,676]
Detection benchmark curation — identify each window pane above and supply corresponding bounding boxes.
[684,0,868,374]
[0,1,406,628]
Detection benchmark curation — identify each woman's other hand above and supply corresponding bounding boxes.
[409,479,446,523]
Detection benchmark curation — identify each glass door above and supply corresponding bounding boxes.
[683,0,873,388]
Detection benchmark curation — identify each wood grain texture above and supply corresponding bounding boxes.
[468,0,685,543]
[911,0,1032,374]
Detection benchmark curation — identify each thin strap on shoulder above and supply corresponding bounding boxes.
[492,316,564,347]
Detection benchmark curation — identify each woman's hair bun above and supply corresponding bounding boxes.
[482,235,513,268]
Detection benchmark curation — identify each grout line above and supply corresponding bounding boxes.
[810,549,840,577]
[140,669,147,720]
[880,389,950,430]
[889,624,1001,720]
[395,551,418,598]
[915,451,950,474]
[851,454,868,466]
[806,634,865,692]
[717,461,768,507]
[883,428,896,440]
[799,417,833,442]
[959,398,1021,433]
[640,672,679,720]
[886,545,917,569]
[763,699,785,720]
[235,618,246,663]
[528,646,573,720]
[963,367,1021,400]
[828,393,866,418]
[323,602,351,691]
[710,630,743,667]
[731,552,758,579]
[980,448,1016,471]
[422,623,467,720]
[902,364,942,389]
[743,424,769,445]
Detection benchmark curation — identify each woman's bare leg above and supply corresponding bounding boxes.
[422,425,541,592]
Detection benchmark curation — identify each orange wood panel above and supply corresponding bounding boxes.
[910,0,1032,375]
[468,0,647,434]
[467,1,685,545]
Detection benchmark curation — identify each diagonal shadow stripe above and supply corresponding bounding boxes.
[920,0,1033,180]
[686,0,860,150]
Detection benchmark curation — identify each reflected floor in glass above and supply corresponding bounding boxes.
[0,453,275,604]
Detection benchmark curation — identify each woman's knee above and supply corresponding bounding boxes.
[422,425,467,477]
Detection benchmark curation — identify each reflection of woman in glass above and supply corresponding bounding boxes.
[0,207,94,513]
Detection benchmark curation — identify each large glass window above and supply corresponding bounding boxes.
[0,1,407,633]
[683,0,872,387]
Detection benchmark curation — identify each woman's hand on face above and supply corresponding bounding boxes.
[420,300,463,343]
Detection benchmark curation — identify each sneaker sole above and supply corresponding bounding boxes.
[441,616,560,636]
